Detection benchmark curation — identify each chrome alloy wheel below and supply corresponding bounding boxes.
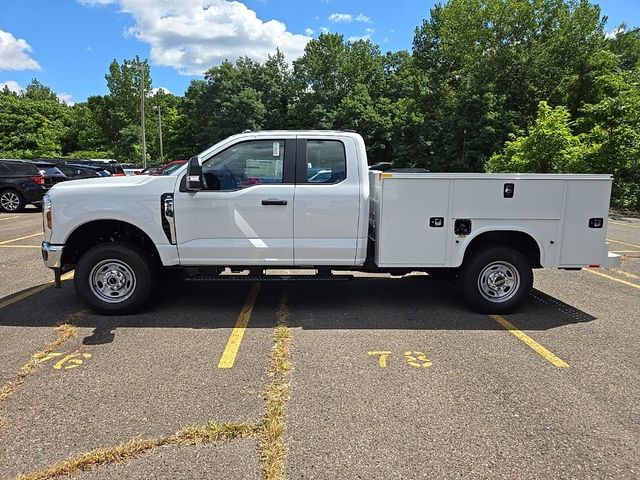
[89,259,137,303]
[0,191,20,211]
[477,261,520,303]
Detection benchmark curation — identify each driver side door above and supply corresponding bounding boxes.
[174,138,296,265]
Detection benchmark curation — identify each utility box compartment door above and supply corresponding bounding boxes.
[375,176,450,266]
[559,179,612,266]
[451,179,564,219]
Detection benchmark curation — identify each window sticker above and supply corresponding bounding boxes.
[273,141,280,157]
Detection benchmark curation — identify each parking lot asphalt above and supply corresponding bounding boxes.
[1,210,639,479]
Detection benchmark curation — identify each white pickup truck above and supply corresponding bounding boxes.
[41,130,619,315]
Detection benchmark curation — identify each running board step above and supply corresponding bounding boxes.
[185,274,352,282]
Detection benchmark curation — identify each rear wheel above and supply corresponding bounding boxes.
[75,242,156,315]
[0,189,25,213]
[460,247,532,314]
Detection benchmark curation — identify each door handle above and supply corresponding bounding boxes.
[261,199,288,206]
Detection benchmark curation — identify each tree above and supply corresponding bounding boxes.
[0,83,68,158]
[486,101,593,173]
[413,0,606,171]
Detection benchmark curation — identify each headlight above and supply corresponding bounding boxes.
[43,194,52,230]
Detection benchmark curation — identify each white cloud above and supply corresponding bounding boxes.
[57,92,75,105]
[328,13,371,24]
[79,0,311,75]
[0,80,24,93]
[320,27,330,34]
[0,30,41,71]
[151,86,171,95]
[305,27,314,36]
[329,13,352,23]
[605,26,625,39]
[348,28,374,43]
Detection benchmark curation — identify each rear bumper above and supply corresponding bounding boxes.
[602,251,622,268]
[41,242,64,269]
[22,186,48,204]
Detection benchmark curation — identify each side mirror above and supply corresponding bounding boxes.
[186,156,202,191]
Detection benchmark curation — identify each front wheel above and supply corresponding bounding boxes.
[460,247,533,314]
[75,242,156,315]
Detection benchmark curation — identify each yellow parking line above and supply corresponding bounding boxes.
[0,215,19,222]
[217,283,261,369]
[610,221,640,230]
[610,269,639,280]
[584,269,640,290]
[490,315,569,368]
[0,271,74,309]
[0,245,41,249]
[0,284,52,309]
[607,238,640,250]
[0,232,42,245]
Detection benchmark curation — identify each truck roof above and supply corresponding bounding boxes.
[196,130,365,160]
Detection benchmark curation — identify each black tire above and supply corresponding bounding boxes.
[0,189,26,213]
[460,246,533,314]
[74,241,157,315]
[425,268,459,279]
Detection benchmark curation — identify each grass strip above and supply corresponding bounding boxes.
[258,289,293,480]
[15,422,257,480]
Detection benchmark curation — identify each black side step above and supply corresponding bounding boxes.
[185,274,352,282]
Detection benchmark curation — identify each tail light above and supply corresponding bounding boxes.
[113,173,126,177]
[31,175,45,185]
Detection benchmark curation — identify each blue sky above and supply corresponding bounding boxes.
[1,0,637,104]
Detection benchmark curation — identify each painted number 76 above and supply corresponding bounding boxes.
[367,351,432,368]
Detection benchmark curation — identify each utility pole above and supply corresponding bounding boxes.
[128,61,147,169]
[154,105,163,163]
[139,64,147,169]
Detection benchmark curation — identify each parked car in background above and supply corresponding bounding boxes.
[159,162,186,176]
[120,163,143,176]
[28,161,67,186]
[70,160,126,176]
[0,159,49,212]
[140,160,187,175]
[57,164,111,180]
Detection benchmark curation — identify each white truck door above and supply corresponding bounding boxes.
[173,138,295,265]
[293,136,361,265]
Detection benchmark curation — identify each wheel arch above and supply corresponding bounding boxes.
[458,229,543,269]
[60,219,161,268]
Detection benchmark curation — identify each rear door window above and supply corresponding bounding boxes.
[302,140,347,184]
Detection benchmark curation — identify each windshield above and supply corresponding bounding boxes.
[38,166,65,176]
[161,163,185,175]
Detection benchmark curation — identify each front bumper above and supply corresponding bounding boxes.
[41,242,64,269]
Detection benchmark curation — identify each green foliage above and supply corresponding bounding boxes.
[67,150,115,159]
[487,101,593,172]
[0,81,68,158]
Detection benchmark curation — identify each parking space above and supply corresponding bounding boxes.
[1,212,639,478]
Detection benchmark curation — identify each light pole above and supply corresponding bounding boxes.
[153,105,163,163]
[128,61,147,169]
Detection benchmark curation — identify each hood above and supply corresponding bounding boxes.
[49,175,152,191]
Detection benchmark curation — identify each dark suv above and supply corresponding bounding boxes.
[29,161,67,186]
[0,160,49,212]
